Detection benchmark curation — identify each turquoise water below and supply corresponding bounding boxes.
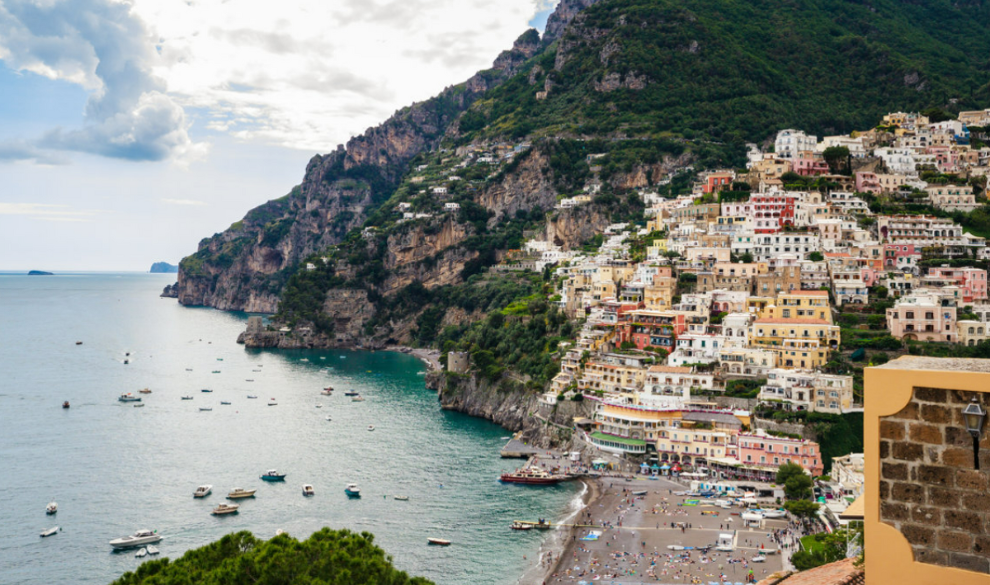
[0,273,578,584]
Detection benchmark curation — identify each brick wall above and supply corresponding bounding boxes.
[879,386,990,573]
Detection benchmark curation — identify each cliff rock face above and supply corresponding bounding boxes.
[542,0,605,46]
[478,147,558,221]
[176,29,552,313]
[160,282,179,298]
[431,370,593,447]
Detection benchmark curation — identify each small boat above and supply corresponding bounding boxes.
[320,389,333,396]
[260,470,286,482]
[221,401,231,405]
[123,359,129,364]
[118,393,141,403]
[511,521,532,531]
[315,404,322,408]
[227,488,256,499]
[302,484,315,496]
[212,370,221,374]
[125,352,131,357]
[345,483,361,497]
[352,396,365,402]
[75,341,83,345]
[247,395,258,399]
[40,526,59,538]
[716,545,734,552]
[394,495,409,501]
[268,400,277,406]
[138,388,152,394]
[427,538,451,546]
[761,509,787,519]
[46,501,57,515]
[632,490,647,496]
[181,396,193,400]
[751,556,766,563]
[212,503,240,515]
[146,545,160,555]
[325,415,332,421]
[134,403,145,408]
[193,485,213,498]
[368,425,375,431]
[344,391,359,396]
[62,401,69,409]
[217,358,223,361]
[201,388,213,393]
[246,379,254,382]
[199,407,212,412]
[135,548,147,558]
[109,530,162,549]
[499,467,561,485]
[185,368,193,371]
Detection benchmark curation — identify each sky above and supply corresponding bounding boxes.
[0,0,558,271]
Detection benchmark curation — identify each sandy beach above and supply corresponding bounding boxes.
[532,475,797,585]
[387,346,442,370]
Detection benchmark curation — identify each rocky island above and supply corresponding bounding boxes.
[149,262,178,273]
[27,270,53,276]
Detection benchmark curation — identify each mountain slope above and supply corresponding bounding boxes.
[178,0,990,315]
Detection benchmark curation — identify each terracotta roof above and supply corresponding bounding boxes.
[648,366,693,373]
[756,558,864,585]
[754,318,831,325]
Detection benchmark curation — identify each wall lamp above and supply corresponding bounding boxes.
[963,396,986,470]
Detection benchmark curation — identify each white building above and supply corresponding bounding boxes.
[775,129,818,160]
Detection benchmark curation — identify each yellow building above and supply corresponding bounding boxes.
[864,356,990,585]
[655,425,735,463]
[579,361,648,394]
[643,281,674,310]
[761,290,833,323]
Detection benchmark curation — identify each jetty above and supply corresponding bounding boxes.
[500,438,541,458]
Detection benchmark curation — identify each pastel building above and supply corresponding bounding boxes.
[738,430,823,476]
[886,294,958,342]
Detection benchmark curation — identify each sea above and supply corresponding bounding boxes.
[0,273,580,585]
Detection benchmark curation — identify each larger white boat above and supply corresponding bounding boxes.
[193,485,212,498]
[46,501,57,515]
[345,483,361,497]
[109,530,162,549]
[212,503,240,515]
[118,393,141,403]
[227,488,257,499]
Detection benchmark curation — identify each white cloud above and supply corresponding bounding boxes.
[134,0,552,151]
[0,0,205,162]
[0,203,99,221]
[162,198,206,206]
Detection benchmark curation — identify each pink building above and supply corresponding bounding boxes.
[738,430,823,476]
[883,244,921,272]
[855,172,881,194]
[792,151,830,176]
[926,266,988,302]
[886,294,958,342]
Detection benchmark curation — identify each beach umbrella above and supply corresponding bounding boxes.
[651,464,660,469]
[660,464,670,469]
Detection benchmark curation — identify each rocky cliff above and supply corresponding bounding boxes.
[175,9,588,313]
[429,370,592,448]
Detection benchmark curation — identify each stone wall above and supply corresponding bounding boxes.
[879,386,990,573]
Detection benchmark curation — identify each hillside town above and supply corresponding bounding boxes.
[465,109,990,531]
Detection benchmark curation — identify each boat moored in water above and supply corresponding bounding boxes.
[138,388,152,394]
[135,548,147,558]
[227,488,256,499]
[147,546,160,555]
[260,470,286,481]
[46,501,57,515]
[193,485,212,498]
[427,538,451,546]
[109,530,161,549]
[345,483,361,497]
[40,526,59,538]
[181,396,193,400]
[118,393,141,403]
[302,484,315,496]
[212,503,240,515]
[499,467,562,485]
[62,401,69,409]
[511,521,532,531]
[394,495,409,501]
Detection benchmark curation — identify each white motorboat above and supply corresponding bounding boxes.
[227,488,257,499]
[181,396,193,400]
[247,395,258,399]
[109,530,162,549]
[321,388,333,395]
[221,401,231,405]
[345,483,361,497]
[394,495,409,501]
[352,396,365,402]
[268,399,277,406]
[751,555,766,563]
[146,545,160,555]
[326,415,332,421]
[427,538,451,546]
[46,501,57,515]
[302,484,315,496]
[761,509,787,519]
[40,526,59,538]
[199,407,212,412]
[118,393,141,403]
[368,425,375,431]
[212,503,240,515]
[135,548,148,558]
[315,404,322,408]
[716,545,734,552]
[193,485,213,498]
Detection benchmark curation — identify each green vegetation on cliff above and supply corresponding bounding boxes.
[110,529,432,585]
[461,0,990,146]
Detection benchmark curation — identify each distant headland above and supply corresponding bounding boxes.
[27,270,53,276]
[150,262,178,274]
